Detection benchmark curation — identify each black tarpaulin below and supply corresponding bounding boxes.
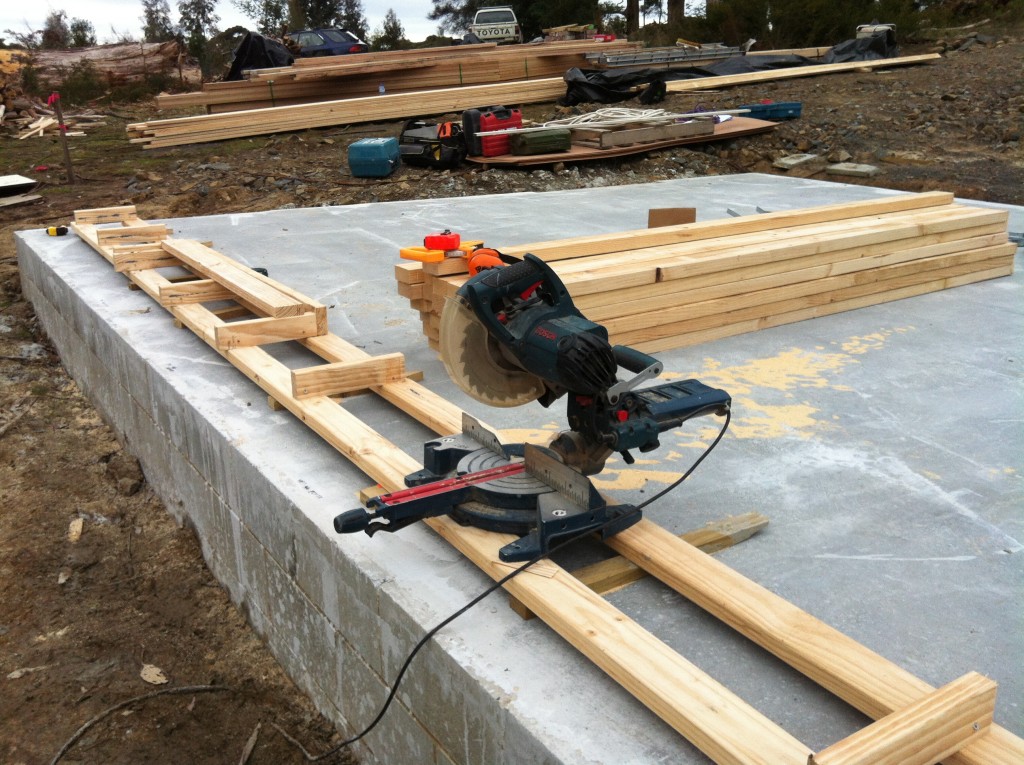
[225,32,295,81]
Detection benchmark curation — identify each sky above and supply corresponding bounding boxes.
[0,0,441,45]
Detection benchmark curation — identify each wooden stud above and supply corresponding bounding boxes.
[74,205,138,224]
[96,224,171,245]
[810,672,996,765]
[213,313,322,349]
[158,279,236,305]
[161,238,311,319]
[648,208,697,228]
[291,353,406,399]
[394,261,425,285]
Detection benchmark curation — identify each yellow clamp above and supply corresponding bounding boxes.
[399,241,483,263]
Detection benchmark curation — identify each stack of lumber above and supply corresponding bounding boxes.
[395,192,1015,354]
[129,78,567,148]
[129,51,939,149]
[156,40,641,114]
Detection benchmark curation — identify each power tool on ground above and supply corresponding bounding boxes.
[335,252,731,561]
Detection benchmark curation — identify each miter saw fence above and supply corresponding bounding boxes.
[334,251,731,561]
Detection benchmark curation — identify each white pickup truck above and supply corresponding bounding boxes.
[468,6,523,45]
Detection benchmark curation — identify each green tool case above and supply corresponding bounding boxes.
[509,128,571,156]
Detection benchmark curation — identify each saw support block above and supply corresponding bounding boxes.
[213,313,323,349]
[291,353,407,399]
[809,672,997,765]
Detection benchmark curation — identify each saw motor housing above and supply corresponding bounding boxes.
[334,251,731,560]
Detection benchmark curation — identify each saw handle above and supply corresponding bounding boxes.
[612,345,660,374]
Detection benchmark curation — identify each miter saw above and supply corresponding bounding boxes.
[334,252,731,562]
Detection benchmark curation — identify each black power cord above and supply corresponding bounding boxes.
[294,408,732,761]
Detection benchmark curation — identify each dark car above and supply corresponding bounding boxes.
[286,28,368,57]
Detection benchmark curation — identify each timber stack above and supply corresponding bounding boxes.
[396,191,1016,353]
[155,39,642,113]
[127,51,939,149]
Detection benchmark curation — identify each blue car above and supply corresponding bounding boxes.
[287,28,368,57]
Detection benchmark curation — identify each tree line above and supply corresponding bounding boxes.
[1,0,1005,74]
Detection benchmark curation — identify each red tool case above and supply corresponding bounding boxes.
[463,106,522,157]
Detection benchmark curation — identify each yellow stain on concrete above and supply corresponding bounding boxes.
[662,326,914,442]
[498,327,913,486]
[592,466,682,491]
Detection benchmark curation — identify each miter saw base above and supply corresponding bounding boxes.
[334,415,640,562]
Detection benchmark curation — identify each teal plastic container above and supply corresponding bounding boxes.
[348,137,400,177]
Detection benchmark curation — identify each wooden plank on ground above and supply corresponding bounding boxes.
[572,118,714,148]
[664,53,941,94]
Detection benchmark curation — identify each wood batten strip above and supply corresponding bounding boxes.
[73,205,139,225]
[111,243,182,273]
[96,223,171,245]
[160,238,314,319]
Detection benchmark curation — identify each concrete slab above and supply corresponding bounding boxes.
[17,174,1023,764]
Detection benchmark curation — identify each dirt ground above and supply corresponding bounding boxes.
[1,30,1022,765]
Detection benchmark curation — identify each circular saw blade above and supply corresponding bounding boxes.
[439,296,545,408]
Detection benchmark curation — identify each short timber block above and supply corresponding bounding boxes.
[214,313,322,350]
[96,223,171,245]
[809,671,997,765]
[397,281,425,300]
[73,205,138,225]
[394,260,425,285]
[423,258,470,277]
[290,353,406,399]
[158,279,235,305]
[648,207,697,228]
[509,512,769,620]
[112,243,182,273]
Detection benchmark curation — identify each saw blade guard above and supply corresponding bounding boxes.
[439,295,546,407]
